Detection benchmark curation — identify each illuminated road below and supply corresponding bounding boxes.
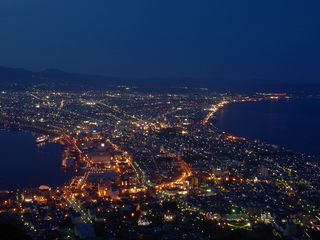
[66,197,93,223]
[202,100,229,125]
[156,151,192,189]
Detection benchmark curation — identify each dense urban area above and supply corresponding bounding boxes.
[0,88,319,240]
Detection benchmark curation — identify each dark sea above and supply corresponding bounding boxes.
[214,98,320,158]
[1,98,319,190]
[0,131,73,190]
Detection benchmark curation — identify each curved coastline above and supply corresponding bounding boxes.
[0,129,73,190]
[212,98,320,159]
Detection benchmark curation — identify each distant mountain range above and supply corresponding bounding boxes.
[0,66,118,90]
[0,66,319,93]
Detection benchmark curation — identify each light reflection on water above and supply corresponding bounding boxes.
[214,98,320,158]
[0,130,74,190]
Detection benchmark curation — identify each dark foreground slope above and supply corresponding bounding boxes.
[0,221,31,240]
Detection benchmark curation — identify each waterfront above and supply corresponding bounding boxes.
[0,130,72,190]
[0,90,319,239]
[214,98,320,158]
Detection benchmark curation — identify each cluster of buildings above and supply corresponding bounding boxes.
[0,89,319,239]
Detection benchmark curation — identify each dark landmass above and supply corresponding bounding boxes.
[0,221,31,240]
[1,66,320,93]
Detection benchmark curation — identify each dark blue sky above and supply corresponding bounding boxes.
[0,0,319,82]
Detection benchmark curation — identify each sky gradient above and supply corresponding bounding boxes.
[0,0,319,83]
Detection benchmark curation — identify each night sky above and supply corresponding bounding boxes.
[0,0,319,83]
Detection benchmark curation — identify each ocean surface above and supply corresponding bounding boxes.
[1,98,319,190]
[0,131,73,190]
[214,98,320,158]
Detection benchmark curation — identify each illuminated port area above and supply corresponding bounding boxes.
[0,89,319,239]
